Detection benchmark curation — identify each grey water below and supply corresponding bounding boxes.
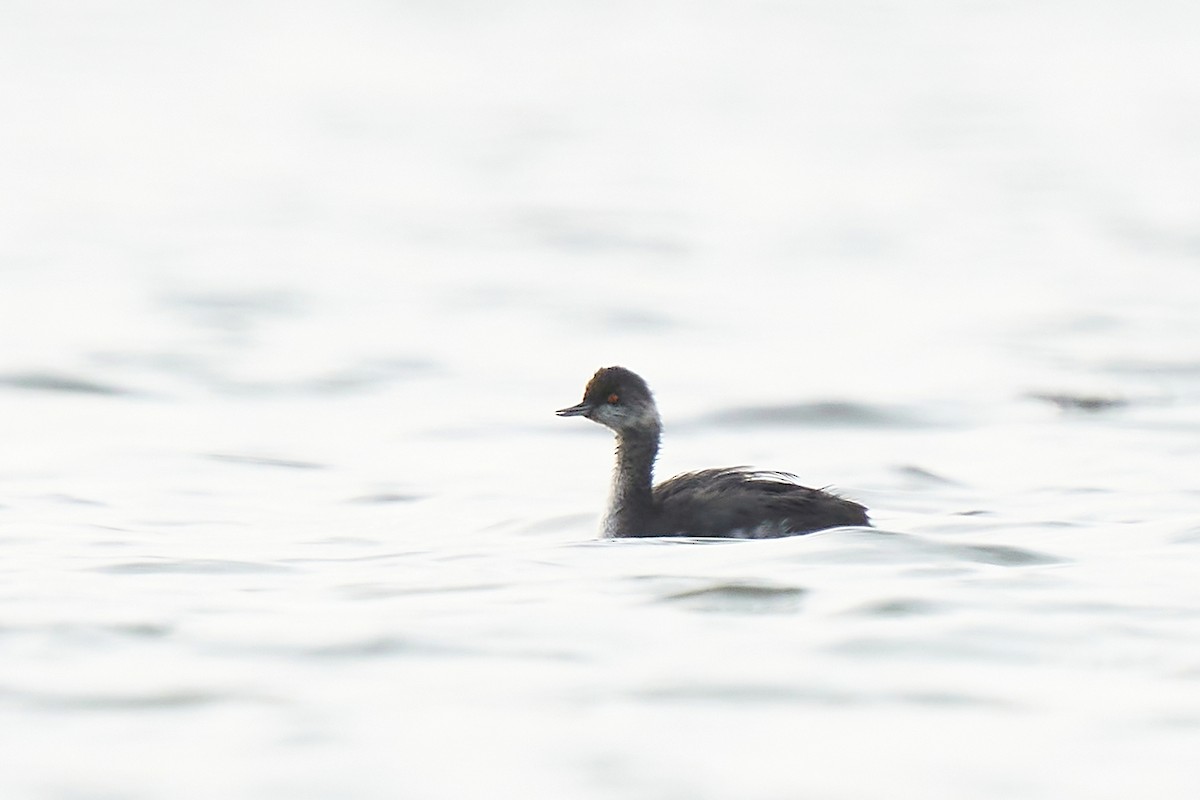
[3,2,1200,798]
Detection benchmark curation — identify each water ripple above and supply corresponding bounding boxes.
[0,686,273,711]
[662,582,807,614]
[0,371,134,396]
[204,453,326,470]
[699,401,936,429]
[96,559,293,575]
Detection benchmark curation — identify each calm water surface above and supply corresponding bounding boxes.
[2,2,1200,799]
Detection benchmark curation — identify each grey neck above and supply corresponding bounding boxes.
[603,423,660,537]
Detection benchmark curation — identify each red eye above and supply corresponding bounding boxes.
[607,393,620,404]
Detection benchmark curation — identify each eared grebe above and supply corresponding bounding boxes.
[556,366,870,538]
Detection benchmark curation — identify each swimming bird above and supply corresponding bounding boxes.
[556,366,870,538]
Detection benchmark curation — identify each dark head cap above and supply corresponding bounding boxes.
[556,366,658,431]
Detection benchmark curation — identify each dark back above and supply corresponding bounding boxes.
[645,468,869,538]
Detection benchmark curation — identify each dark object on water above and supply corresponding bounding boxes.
[556,366,870,538]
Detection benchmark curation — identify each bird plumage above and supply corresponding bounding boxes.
[557,366,870,539]
[650,468,869,538]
